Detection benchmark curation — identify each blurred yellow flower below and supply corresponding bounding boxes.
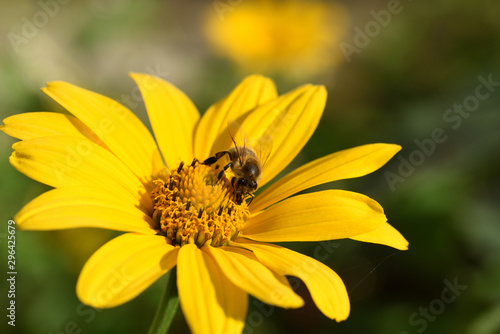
[205,0,349,77]
[1,74,406,334]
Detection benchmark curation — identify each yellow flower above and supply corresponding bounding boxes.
[1,74,407,334]
[205,0,349,77]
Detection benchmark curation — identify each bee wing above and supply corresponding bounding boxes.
[227,120,247,163]
[228,119,273,167]
[254,133,273,167]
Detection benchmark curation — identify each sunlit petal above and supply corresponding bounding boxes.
[15,187,155,233]
[178,244,247,334]
[233,239,350,321]
[77,233,178,308]
[204,245,304,308]
[239,84,326,186]
[194,75,277,159]
[130,73,200,169]
[252,143,401,212]
[1,112,107,148]
[10,136,152,212]
[350,222,409,250]
[242,190,386,242]
[42,81,164,187]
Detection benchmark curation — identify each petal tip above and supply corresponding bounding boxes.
[399,240,410,251]
[128,72,145,80]
[245,74,268,80]
[313,85,328,101]
[389,143,402,153]
[43,80,65,89]
[382,143,403,161]
[241,74,276,91]
[41,81,65,96]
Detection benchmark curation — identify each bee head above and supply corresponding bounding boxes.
[235,178,257,193]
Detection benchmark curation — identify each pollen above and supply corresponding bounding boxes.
[150,160,249,248]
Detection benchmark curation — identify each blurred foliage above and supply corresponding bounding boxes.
[1,0,499,333]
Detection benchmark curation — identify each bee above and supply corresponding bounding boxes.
[203,121,272,204]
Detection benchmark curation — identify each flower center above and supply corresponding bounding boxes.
[150,160,249,248]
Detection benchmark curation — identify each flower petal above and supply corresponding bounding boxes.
[77,233,178,308]
[204,245,304,308]
[1,112,106,148]
[10,136,152,212]
[242,190,386,242]
[194,75,277,160]
[130,73,200,169]
[251,143,401,212]
[240,84,326,186]
[178,244,247,334]
[222,291,247,334]
[233,239,350,321]
[350,222,409,250]
[42,81,164,187]
[15,187,155,233]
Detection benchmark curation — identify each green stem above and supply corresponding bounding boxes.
[148,269,179,334]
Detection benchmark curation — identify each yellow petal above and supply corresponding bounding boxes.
[233,240,350,321]
[242,190,386,242]
[10,136,152,212]
[222,289,247,334]
[350,222,409,250]
[15,187,155,233]
[77,233,178,308]
[204,245,304,308]
[178,244,247,334]
[130,73,200,169]
[42,81,164,187]
[252,143,402,212]
[240,84,326,186]
[194,75,277,159]
[1,112,106,148]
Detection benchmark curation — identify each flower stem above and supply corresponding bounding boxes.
[148,269,179,334]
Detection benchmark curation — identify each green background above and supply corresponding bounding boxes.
[1,1,499,333]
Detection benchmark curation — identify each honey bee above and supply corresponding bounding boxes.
[203,121,272,204]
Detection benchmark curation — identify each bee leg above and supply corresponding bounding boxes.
[246,193,255,206]
[230,177,244,204]
[217,161,233,182]
[203,151,231,165]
